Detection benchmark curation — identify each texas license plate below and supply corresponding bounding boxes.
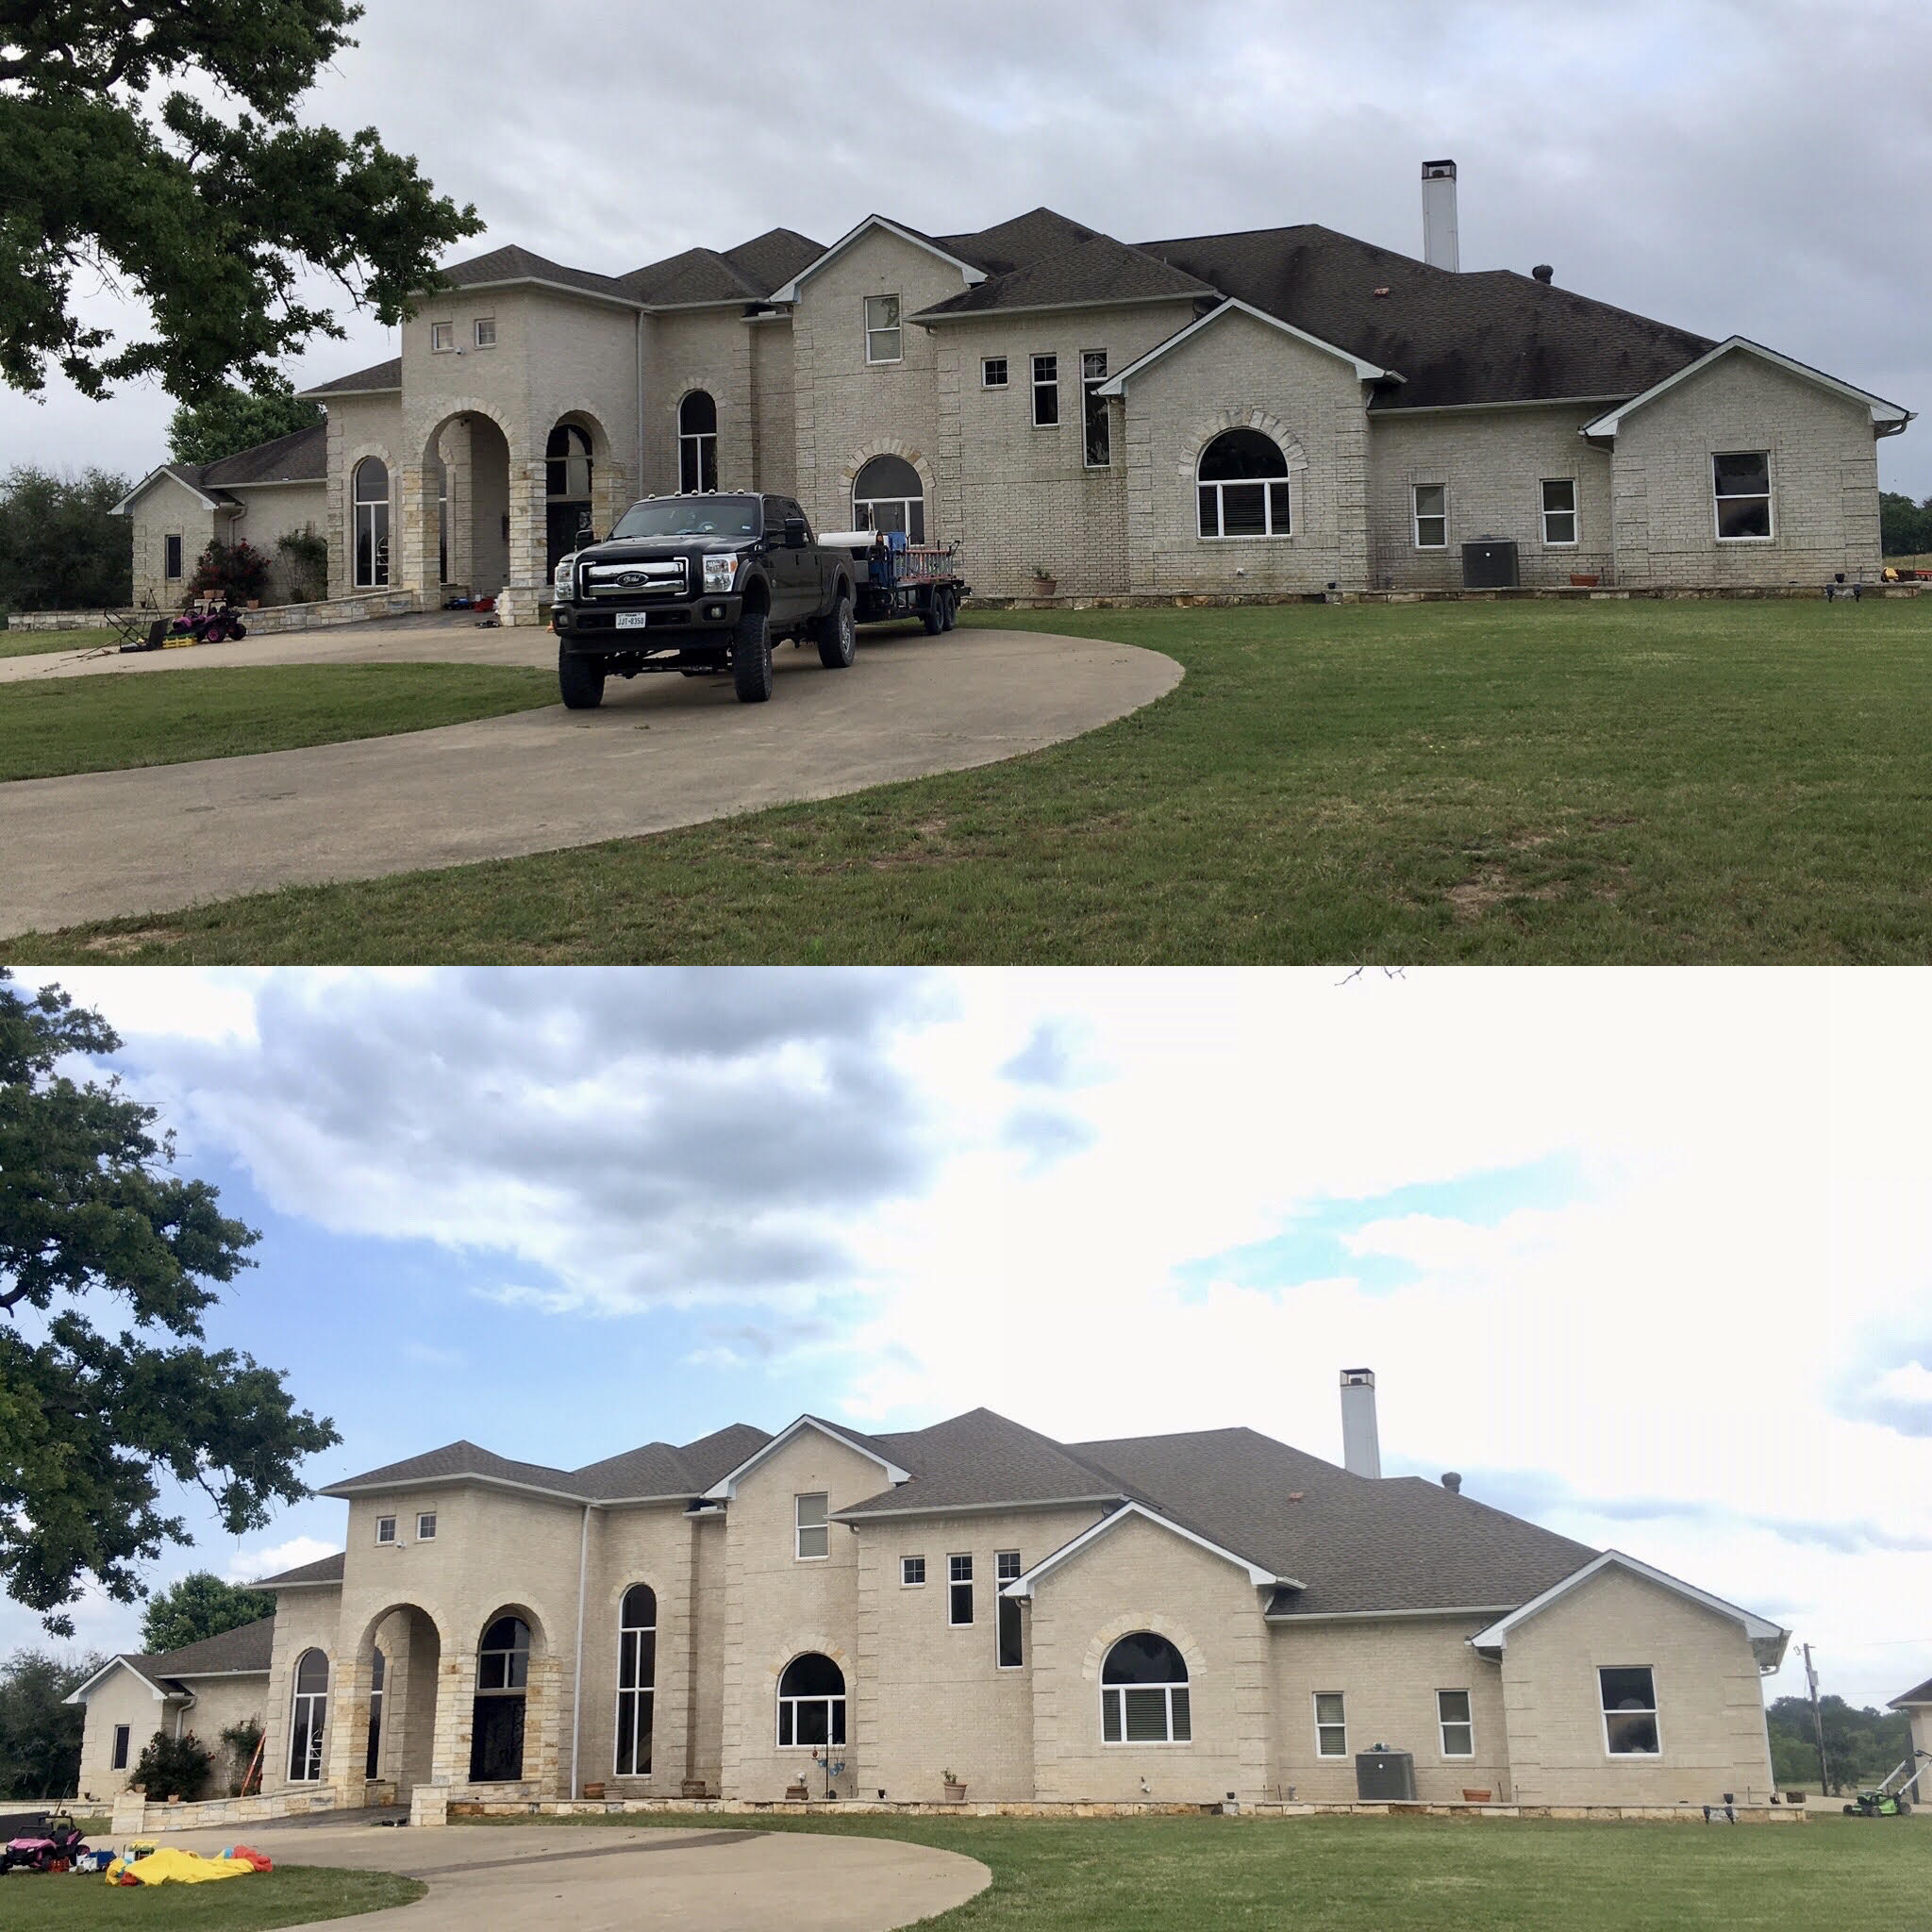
[615,610,650,630]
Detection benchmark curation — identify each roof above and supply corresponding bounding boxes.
[65,1616,276,1704]
[834,1407,1128,1519]
[322,1439,590,1502]
[1005,1501,1300,1594]
[299,357,401,398]
[705,1416,910,1501]
[250,1551,345,1589]
[623,228,824,308]
[1096,298,1389,392]
[108,464,228,516]
[196,422,327,489]
[770,214,988,304]
[1579,335,1913,437]
[441,243,640,308]
[914,231,1215,322]
[1890,1675,1932,1708]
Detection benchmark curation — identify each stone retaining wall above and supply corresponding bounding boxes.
[8,591,423,635]
[969,583,1925,612]
[112,1786,346,1836]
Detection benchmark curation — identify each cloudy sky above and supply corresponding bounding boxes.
[4,0,1929,496]
[7,965,1928,1717]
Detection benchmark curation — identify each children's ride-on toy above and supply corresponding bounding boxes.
[2,1810,91,1873]
[125,601,249,653]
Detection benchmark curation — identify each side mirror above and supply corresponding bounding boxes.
[784,516,808,549]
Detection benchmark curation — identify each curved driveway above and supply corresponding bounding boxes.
[0,622,1179,937]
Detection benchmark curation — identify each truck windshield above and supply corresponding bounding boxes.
[610,496,761,541]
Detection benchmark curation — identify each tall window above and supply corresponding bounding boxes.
[1541,477,1577,546]
[1413,483,1448,549]
[996,1552,1024,1668]
[1082,352,1110,467]
[1101,1633,1191,1744]
[470,1616,530,1783]
[1197,429,1291,539]
[853,455,925,543]
[1437,1689,1474,1757]
[288,1649,329,1782]
[547,424,592,501]
[112,1725,131,1773]
[365,1647,386,1779]
[353,458,391,588]
[678,391,719,493]
[1600,1667,1660,1756]
[1314,1691,1346,1757]
[949,1554,974,1625]
[615,1585,656,1776]
[164,533,183,580]
[776,1653,845,1748]
[795,1491,829,1560]
[1032,355,1059,427]
[1713,452,1773,540]
[436,458,449,586]
[865,294,902,364]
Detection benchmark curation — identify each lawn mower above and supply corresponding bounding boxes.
[1,1809,91,1874]
[1843,1749,1929,1817]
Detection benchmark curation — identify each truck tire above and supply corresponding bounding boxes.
[922,592,944,637]
[938,589,957,632]
[816,589,857,669]
[732,609,774,703]
[558,645,606,709]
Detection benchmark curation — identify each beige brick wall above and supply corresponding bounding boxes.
[323,391,405,599]
[1608,354,1883,588]
[227,483,329,604]
[751,319,797,497]
[1496,1566,1775,1806]
[688,1512,728,1793]
[128,473,221,609]
[76,1668,175,1802]
[260,1584,342,1797]
[642,308,755,498]
[1366,405,1617,591]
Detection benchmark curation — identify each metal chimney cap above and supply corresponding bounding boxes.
[1441,1472,1463,1493]
[1422,158,1457,177]
[1340,1367,1375,1386]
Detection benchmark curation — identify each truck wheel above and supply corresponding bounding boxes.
[922,594,944,637]
[816,591,857,670]
[732,609,774,703]
[558,645,606,710]
[938,590,957,632]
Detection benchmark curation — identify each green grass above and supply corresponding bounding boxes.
[0,1864,423,1928]
[0,626,120,658]
[0,662,556,782]
[475,1808,1924,1931]
[8,598,1932,962]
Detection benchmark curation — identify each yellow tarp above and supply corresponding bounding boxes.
[106,1847,256,1886]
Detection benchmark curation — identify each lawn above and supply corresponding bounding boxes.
[7,597,1932,962]
[0,1864,423,1928]
[482,1808,1924,1931]
[0,662,556,782]
[0,627,119,658]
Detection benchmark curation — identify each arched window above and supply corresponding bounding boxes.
[853,455,924,544]
[678,391,718,493]
[1196,429,1291,541]
[364,1646,386,1779]
[1100,1632,1191,1744]
[353,458,391,587]
[470,1616,530,1783]
[288,1649,329,1781]
[776,1653,845,1749]
[546,423,593,501]
[614,1586,657,1777]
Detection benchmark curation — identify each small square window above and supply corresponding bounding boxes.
[375,1515,396,1545]
[982,357,1008,389]
[1314,1691,1346,1757]
[1033,354,1059,427]
[1600,1666,1660,1756]
[416,1511,438,1541]
[164,533,183,580]
[430,322,455,353]
[949,1554,974,1626]
[1413,483,1448,549]
[795,1491,829,1560]
[1541,477,1578,546]
[1438,1689,1474,1757]
[474,318,497,349]
[901,1556,925,1587]
[865,294,902,364]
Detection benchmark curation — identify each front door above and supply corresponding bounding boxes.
[548,501,592,575]
[469,1694,525,1782]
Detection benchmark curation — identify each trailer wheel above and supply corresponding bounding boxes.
[816,589,857,669]
[558,645,606,709]
[939,589,957,632]
[732,609,774,703]
[922,592,944,637]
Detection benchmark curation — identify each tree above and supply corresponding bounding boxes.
[140,1572,275,1656]
[128,1727,212,1802]
[1879,491,1932,558]
[168,379,323,468]
[1766,1692,1911,1793]
[0,3,483,403]
[0,1649,104,1800]
[0,971,340,1637]
[0,465,132,615]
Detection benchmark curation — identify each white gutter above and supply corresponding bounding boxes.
[569,1503,590,1802]
[635,311,646,504]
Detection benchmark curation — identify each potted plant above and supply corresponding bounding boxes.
[785,1779,810,1802]
[941,1770,967,1803]
[580,1781,606,1800]
[1030,566,1057,598]
[1569,574,1600,589]
[1461,1788,1493,1804]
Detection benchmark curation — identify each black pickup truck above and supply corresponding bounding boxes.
[551,492,858,707]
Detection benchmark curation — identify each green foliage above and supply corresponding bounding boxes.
[128,1727,213,1802]
[0,1648,104,1800]
[0,3,482,402]
[140,1572,275,1655]
[1879,491,1932,558]
[1765,1693,1913,1793]
[168,380,323,468]
[276,526,328,605]
[0,973,340,1636]
[188,539,271,606]
[218,1717,263,1795]
[0,466,133,616]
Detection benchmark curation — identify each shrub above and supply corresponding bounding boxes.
[187,540,271,607]
[277,525,329,605]
[219,1719,264,1797]
[128,1729,213,1802]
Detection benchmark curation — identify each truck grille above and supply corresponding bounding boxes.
[582,558,689,600]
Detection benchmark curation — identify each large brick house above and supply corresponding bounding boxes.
[112,163,1908,623]
[72,1373,1789,1812]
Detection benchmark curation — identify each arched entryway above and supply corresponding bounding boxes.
[853,455,924,543]
[471,1613,533,1782]
[545,422,595,573]
[335,1604,443,1800]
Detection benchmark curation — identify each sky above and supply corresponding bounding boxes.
[5,964,1928,1719]
[3,0,1931,496]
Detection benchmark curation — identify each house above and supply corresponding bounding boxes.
[114,161,1909,622]
[71,1370,1789,1811]
[1890,1675,1932,1769]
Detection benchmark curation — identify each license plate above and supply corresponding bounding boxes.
[616,611,649,630]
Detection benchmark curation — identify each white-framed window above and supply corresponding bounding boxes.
[1413,483,1448,549]
[1032,354,1059,427]
[474,317,497,349]
[353,456,391,588]
[1100,1633,1191,1744]
[614,1584,656,1776]
[982,356,1008,389]
[901,1556,925,1587]
[1197,428,1291,539]
[949,1554,974,1625]
[996,1552,1024,1668]
[416,1511,437,1541]
[776,1653,845,1748]
[1082,351,1110,467]
[865,294,902,364]
[364,1647,386,1779]
[1541,477,1578,546]
[1438,1689,1474,1757]
[375,1514,396,1545]
[1314,1691,1347,1757]
[112,1724,131,1772]
[853,455,925,544]
[430,322,455,353]
[1713,452,1773,541]
[678,391,718,493]
[288,1649,329,1782]
[164,533,183,580]
[1600,1666,1661,1756]
[795,1491,829,1561]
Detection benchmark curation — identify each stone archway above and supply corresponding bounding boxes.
[399,403,516,604]
[837,441,939,544]
[541,409,628,573]
[461,1603,559,1791]
[324,1602,446,1807]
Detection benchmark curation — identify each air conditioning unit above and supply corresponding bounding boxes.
[1461,540,1519,590]
[1356,1748,1417,1802]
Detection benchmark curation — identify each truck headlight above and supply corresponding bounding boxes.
[554,554,575,597]
[702,553,740,593]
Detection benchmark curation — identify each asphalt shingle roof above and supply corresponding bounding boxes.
[192,422,326,489]
[914,232,1215,320]
[839,1407,1128,1515]
[302,357,401,396]
[443,244,636,304]
[122,1615,277,1683]
[1891,1675,1932,1707]
[251,1552,345,1589]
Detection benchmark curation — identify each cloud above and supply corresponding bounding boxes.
[1000,1019,1101,1091]
[226,1537,341,1586]
[1000,1106,1099,1174]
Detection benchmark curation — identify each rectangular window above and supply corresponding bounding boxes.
[1103,1685,1191,1744]
[164,533,183,580]
[865,294,902,364]
[474,318,497,349]
[795,1491,829,1561]
[1438,1689,1474,1757]
[1713,451,1773,541]
[949,1554,974,1625]
[1082,351,1110,466]
[982,356,1008,389]
[996,1552,1024,1668]
[1032,354,1059,427]
[1600,1666,1660,1756]
[1413,483,1448,549]
[375,1514,396,1545]
[1541,477,1578,545]
[416,1512,437,1541]
[430,322,455,352]
[1199,479,1291,540]
[112,1724,131,1772]
[901,1555,925,1587]
[1314,1691,1347,1757]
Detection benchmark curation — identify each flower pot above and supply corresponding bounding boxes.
[1462,1789,1492,1804]
[1569,575,1599,589]
[1032,579,1057,598]
[942,1782,968,1804]
[580,1782,605,1800]
[681,1778,709,1799]
[245,598,261,609]
[786,1783,810,1803]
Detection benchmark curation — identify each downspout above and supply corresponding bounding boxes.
[635,310,646,502]
[570,1502,590,1801]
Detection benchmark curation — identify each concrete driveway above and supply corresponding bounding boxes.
[152,1816,990,1931]
[0,619,1180,938]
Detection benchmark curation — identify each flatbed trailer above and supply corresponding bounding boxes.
[819,532,971,634]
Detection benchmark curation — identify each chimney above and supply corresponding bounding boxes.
[1421,159,1459,272]
[1441,1472,1462,1494]
[1339,1368,1382,1478]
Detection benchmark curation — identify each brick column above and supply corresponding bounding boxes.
[443,422,474,596]
[396,464,436,599]
[325,1650,372,1811]
[432,1648,475,1789]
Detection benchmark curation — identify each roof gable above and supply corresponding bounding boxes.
[321,1439,585,1502]
[703,1414,911,1500]
[1891,1675,1932,1708]
[935,207,1103,275]
[108,464,226,517]
[64,1655,175,1705]
[1004,1501,1297,1596]
[251,1551,345,1589]
[1097,297,1390,393]
[441,244,641,308]
[769,215,988,304]
[299,357,402,400]
[914,232,1215,323]
[834,1407,1127,1519]
[1580,336,1912,437]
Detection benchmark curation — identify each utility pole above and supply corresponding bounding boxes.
[1803,1643,1831,1794]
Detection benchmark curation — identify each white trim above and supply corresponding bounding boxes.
[1712,449,1775,543]
[436,275,644,312]
[835,1492,1122,1524]
[1437,1688,1476,1759]
[981,357,1009,389]
[703,1416,911,1501]
[63,1657,176,1705]
[948,1553,974,1627]
[1413,481,1449,550]
[1599,1664,1663,1758]
[297,382,402,399]
[1267,1603,1515,1624]
[863,293,904,366]
[770,215,988,304]
[1313,1690,1347,1758]
[1096,299,1389,397]
[1579,336,1913,438]
[795,1491,831,1562]
[1540,476,1579,548]
[322,1470,590,1505]
[1001,1502,1296,1598]
[109,465,225,516]
[900,1556,926,1587]
[1372,394,1632,420]
[916,291,1204,325]
[995,1551,1024,1670]
[415,1511,438,1541]
[375,1514,397,1545]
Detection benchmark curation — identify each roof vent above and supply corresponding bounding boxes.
[1531,264,1554,285]
[1441,1472,1462,1493]
[1373,286,1392,299]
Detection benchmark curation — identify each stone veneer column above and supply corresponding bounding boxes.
[325,417,350,600]
[497,458,549,626]
[396,464,436,600]
[431,1646,476,1790]
[323,1648,372,1810]
[443,421,475,597]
